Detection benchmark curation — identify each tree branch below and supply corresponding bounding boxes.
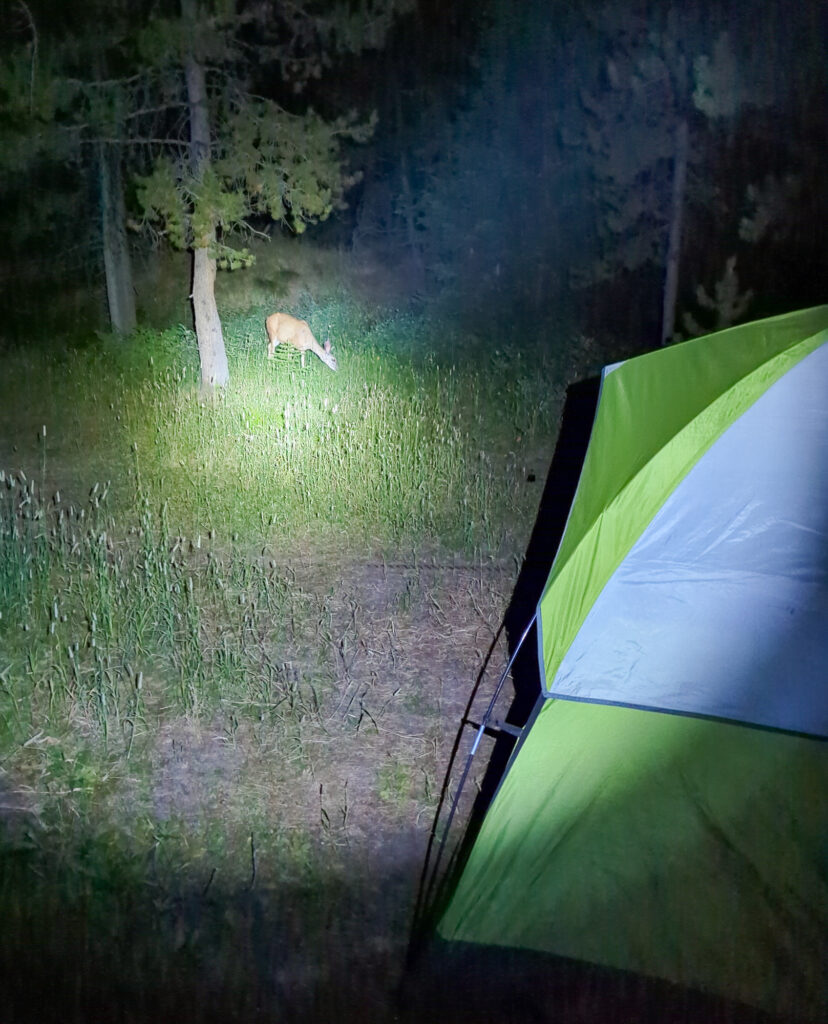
[81,136,192,148]
[65,72,147,90]
[237,219,271,240]
[122,103,190,122]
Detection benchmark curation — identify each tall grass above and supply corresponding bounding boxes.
[0,468,353,1000]
[0,470,333,751]
[0,298,579,828]
[115,302,568,553]
[0,296,575,770]
[1,298,577,555]
[0,297,582,795]
[0,299,589,1020]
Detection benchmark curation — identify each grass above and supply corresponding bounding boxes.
[0,297,603,1021]
[2,295,579,552]
[111,302,570,553]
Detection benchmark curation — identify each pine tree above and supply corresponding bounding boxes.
[134,0,412,391]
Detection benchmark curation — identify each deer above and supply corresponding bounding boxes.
[265,312,337,371]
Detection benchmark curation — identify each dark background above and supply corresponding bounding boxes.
[0,0,824,353]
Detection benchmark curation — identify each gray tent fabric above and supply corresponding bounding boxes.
[550,338,828,734]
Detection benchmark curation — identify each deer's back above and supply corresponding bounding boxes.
[266,313,315,350]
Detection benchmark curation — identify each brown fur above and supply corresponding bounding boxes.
[265,312,337,371]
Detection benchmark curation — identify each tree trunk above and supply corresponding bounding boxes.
[183,0,229,390]
[190,243,227,389]
[660,118,689,347]
[394,93,425,290]
[99,141,136,335]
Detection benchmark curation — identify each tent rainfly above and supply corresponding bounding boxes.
[438,306,828,1021]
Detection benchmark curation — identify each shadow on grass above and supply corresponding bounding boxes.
[0,840,783,1024]
[0,832,416,1024]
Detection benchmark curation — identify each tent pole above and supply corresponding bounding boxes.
[423,609,539,906]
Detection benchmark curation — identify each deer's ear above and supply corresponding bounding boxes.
[324,337,332,353]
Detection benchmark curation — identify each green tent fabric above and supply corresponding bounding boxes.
[438,307,828,1021]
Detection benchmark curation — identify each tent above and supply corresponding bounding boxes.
[437,306,828,1021]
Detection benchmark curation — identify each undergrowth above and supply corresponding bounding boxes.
[0,472,330,745]
[0,298,592,1021]
[1,298,575,553]
[0,467,431,1019]
[115,301,568,552]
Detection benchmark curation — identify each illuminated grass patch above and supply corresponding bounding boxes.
[117,304,566,553]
